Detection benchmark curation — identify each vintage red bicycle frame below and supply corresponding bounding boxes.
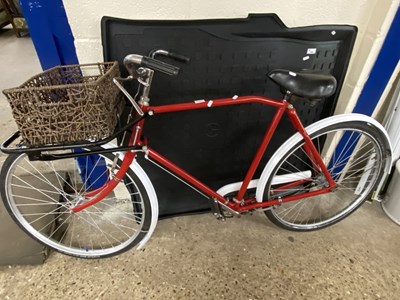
[71,96,336,213]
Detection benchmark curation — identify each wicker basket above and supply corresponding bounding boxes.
[3,62,122,146]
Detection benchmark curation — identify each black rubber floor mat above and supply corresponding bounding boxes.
[102,14,357,217]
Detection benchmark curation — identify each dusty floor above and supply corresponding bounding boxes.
[1,204,400,299]
[0,27,400,300]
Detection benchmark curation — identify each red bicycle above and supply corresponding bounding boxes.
[0,51,392,258]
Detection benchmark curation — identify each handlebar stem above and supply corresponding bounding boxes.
[138,68,154,106]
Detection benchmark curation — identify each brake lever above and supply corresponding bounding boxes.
[149,49,190,63]
[113,77,144,116]
[137,78,149,87]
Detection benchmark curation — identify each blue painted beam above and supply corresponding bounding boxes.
[348,8,399,113]
[329,7,400,175]
[19,1,108,189]
[353,7,400,116]
[19,0,78,69]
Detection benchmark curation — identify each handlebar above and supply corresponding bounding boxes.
[116,50,190,115]
[123,54,180,76]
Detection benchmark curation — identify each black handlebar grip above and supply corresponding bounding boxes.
[167,52,191,63]
[141,56,180,76]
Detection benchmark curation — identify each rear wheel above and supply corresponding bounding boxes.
[262,121,387,231]
[0,151,152,258]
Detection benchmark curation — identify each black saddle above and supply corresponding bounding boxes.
[269,69,337,98]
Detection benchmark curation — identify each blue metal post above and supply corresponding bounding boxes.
[329,7,400,174]
[19,0,108,189]
[18,0,79,69]
[353,7,400,116]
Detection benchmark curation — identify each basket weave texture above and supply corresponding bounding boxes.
[3,62,122,146]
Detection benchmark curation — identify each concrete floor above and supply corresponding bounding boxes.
[0,27,400,299]
[1,205,400,299]
[0,27,47,265]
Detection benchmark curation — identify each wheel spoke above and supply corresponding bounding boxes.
[2,152,149,258]
[265,125,384,231]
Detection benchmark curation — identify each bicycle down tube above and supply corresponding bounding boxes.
[71,95,336,214]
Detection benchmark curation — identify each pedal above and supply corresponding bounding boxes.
[222,210,234,218]
[215,213,226,221]
[209,198,240,221]
[209,198,226,221]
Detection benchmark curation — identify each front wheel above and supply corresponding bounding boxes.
[261,121,388,231]
[0,151,152,258]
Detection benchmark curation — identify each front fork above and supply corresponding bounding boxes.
[71,120,145,213]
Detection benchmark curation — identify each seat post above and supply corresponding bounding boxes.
[283,91,292,101]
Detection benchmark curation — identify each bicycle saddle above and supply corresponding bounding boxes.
[268,69,337,98]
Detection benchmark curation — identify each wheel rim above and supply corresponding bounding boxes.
[266,127,383,230]
[4,153,146,257]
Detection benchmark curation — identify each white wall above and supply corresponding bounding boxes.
[63,0,399,114]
